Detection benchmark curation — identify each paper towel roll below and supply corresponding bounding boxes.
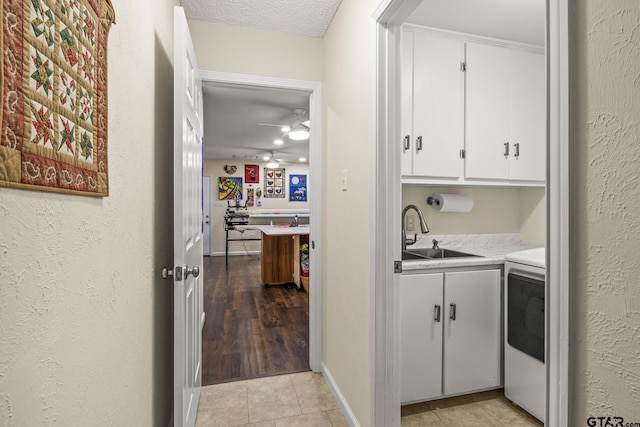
[429,194,474,213]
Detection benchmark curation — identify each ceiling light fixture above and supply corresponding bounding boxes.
[288,124,309,141]
[274,139,284,145]
[299,157,307,162]
[266,161,279,169]
[281,126,291,133]
[263,154,271,161]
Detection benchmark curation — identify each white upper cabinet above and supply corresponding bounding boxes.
[509,48,546,182]
[401,30,464,179]
[400,30,414,177]
[464,42,511,180]
[400,28,545,186]
[466,43,545,182]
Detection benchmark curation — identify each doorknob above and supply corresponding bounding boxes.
[185,266,200,278]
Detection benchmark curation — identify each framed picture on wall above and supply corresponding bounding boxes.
[218,177,243,200]
[289,174,307,202]
[245,164,259,183]
[264,168,285,198]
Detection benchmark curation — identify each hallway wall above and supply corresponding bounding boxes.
[322,0,378,424]
[573,1,640,422]
[0,0,178,424]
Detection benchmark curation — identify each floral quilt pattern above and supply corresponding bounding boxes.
[0,0,115,196]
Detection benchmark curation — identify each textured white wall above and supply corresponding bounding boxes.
[0,0,178,424]
[574,1,640,422]
[322,0,376,424]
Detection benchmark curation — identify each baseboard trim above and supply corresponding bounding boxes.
[322,363,361,427]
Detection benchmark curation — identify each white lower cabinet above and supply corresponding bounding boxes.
[400,268,502,404]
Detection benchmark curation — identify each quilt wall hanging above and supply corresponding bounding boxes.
[0,0,116,197]
[264,167,285,198]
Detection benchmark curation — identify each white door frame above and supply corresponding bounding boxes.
[371,1,572,426]
[203,175,212,256]
[198,70,323,373]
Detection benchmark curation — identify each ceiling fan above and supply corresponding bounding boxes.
[258,108,310,141]
[233,148,291,166]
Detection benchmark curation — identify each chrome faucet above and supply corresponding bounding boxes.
[402,205,430,250]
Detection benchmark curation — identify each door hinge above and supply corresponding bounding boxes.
[460,62,466,72]
[394,260,403,274]
[459,148,466,159]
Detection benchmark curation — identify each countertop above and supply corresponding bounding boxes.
[402,233,538,272]
[246,209,310,218]
[235,224,310,236]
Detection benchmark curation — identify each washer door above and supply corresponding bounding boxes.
[507,273,545,362]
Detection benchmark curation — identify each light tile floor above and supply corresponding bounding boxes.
[401,389,544,426]
[196,373,543,427]
[196,372,349,426]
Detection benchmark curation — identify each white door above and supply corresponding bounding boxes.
[443,269,501,396]
[203,176,212,256]
[173,6,204,427]
[465,42,510,180]
[400,273,443,403]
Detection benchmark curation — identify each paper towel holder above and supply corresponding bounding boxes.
[426,196,440,207]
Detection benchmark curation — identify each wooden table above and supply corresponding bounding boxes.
[237,225,310,288]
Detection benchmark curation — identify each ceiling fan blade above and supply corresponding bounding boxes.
[256,122,285,128]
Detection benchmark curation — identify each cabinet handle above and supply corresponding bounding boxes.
[514,142,520,158]
[504,142,510,158]
[416,136,423,153]
[403,135,410,153]
[449,303,457,321]
[434,304,441,322]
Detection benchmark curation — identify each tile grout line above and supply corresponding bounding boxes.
[290,375,305,416]
[244,380,250,426]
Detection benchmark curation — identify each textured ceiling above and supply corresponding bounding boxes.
[180,0,343,38]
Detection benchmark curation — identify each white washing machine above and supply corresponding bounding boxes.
[504,247,546,422]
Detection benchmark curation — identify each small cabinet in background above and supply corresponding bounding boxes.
[400,268,502,404]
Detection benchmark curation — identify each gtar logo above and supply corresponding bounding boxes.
[587,417,624,427]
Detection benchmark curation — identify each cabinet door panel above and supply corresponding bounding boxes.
[510,49,545,182]
[412,33,464,178]
[443,269,501,395]
[465,43,510,180]
[401,30,414,176]
[400,273,444,403]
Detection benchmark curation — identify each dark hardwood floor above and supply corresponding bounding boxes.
[202,255,310,385]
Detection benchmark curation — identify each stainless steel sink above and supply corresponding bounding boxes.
[402,248,481,261]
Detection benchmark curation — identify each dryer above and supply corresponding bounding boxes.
[504,247,546,422]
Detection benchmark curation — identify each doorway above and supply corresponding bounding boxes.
[198,70,323,384]
[372,0,572,426]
